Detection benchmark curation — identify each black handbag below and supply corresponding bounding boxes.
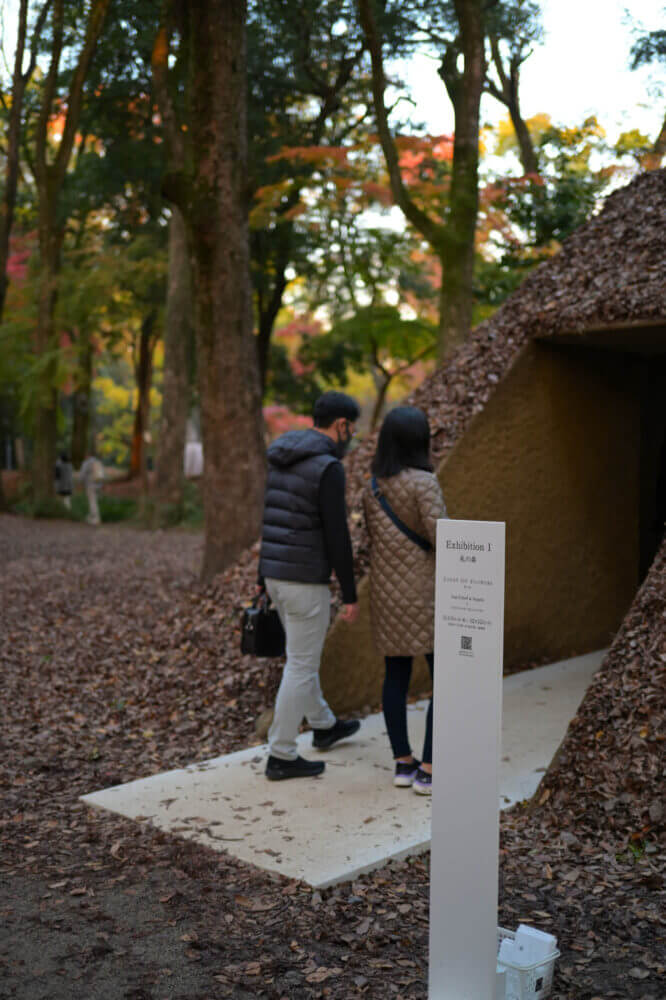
[241,593,286,657]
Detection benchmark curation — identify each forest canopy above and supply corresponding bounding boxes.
[0,0,663,575]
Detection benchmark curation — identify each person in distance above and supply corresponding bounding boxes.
[363,406,447,795]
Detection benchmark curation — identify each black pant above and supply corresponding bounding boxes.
[382,653,434,765]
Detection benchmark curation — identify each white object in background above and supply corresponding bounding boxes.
[429,520,506,1000]
[184,441,203,478]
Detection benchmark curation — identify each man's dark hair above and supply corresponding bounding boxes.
[313,391,360,428]
[371,405,433,478]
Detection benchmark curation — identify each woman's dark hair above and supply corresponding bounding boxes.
[371,406,433,478]
[313,390,360,428]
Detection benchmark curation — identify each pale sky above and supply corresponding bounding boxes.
[400,0,665,147]
[1,0,664,149]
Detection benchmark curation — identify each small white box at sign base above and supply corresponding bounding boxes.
[515,925,558,964]
[497,928,560,1000]
[498,936,517,965]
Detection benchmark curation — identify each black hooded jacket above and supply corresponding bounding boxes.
[258,428,356,602]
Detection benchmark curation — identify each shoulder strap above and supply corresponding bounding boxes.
[371,477,432,553]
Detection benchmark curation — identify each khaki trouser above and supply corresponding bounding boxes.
[265,578,335,760]
[86,483,101,525]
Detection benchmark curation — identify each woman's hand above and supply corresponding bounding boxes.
[339,602,359,624]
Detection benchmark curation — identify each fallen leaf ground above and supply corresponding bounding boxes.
[1,515,663,1000]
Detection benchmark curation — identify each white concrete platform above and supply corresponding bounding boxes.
[81,650,605,888]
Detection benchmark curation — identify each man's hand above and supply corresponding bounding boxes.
[339,602,359,624]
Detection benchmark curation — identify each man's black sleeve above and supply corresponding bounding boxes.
[319,462,357,604]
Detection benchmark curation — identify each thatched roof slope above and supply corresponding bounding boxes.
[344,168,666,509]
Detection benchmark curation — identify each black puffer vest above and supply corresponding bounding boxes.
[259,429,339,584]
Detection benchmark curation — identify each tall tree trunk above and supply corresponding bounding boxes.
[370,371,391,430]
[644,112,666,170]
[129,311,157,479]
[0,0,29,322]
[509,98,539,176]
[30,0,110,504]
[189,0,265,580]
[486,38,539,177]
[154,205,191,517]
[32,201,63,504]
[0,406,7,510]
[359,0,485,360]
[254,233,289,392]
[437,0,485,355]
[0,0,51,321]
[71,334,93,468]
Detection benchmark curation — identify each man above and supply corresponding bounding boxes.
[259,391,361,780]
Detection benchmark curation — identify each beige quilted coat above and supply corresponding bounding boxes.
[363,468,447,656]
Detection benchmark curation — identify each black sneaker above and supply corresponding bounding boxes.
[312,717,361,750]
[413,767,432,795]
[265,755,325,780]
[394,758,420,788]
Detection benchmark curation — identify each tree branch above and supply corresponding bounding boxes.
[151,3,186,168]
[357,0,446,250]
[53,0,112,189]
[24,0,53,83]
[35,0,64,183]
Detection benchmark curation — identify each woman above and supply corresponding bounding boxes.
[363,406,447,795]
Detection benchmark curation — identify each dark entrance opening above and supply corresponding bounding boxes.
[639,357,666,580]
[547,321,666,587]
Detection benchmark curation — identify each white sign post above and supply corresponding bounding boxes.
[429,520,506,1000]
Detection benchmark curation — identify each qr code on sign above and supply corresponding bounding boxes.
[461,636,472,651]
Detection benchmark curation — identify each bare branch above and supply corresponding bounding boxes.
[24,0,53,83]
[53,0,112,188]
[357,0,446,251]
[35,0,64,182]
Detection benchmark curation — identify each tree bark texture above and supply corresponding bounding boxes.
[71,333,94,467]
[129,311,158,480]
[438,0,485,355]
[644,112,666,169]
[0,0,51,321]
[486,37,539,176]
[188,0,266,580]
[254,228,290,392]
[32,199,63,504]
[154,205,191,515]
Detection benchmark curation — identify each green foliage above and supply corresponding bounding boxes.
[630,26,666,69]
[316,305,436,371]
[486,116,612,255]
[473,255,532,320]
[614,128,654,164]
[298,303,436,425]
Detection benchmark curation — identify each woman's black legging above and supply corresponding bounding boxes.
[382,653,434,765]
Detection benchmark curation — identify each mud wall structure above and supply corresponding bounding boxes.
[321,340,652,713]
